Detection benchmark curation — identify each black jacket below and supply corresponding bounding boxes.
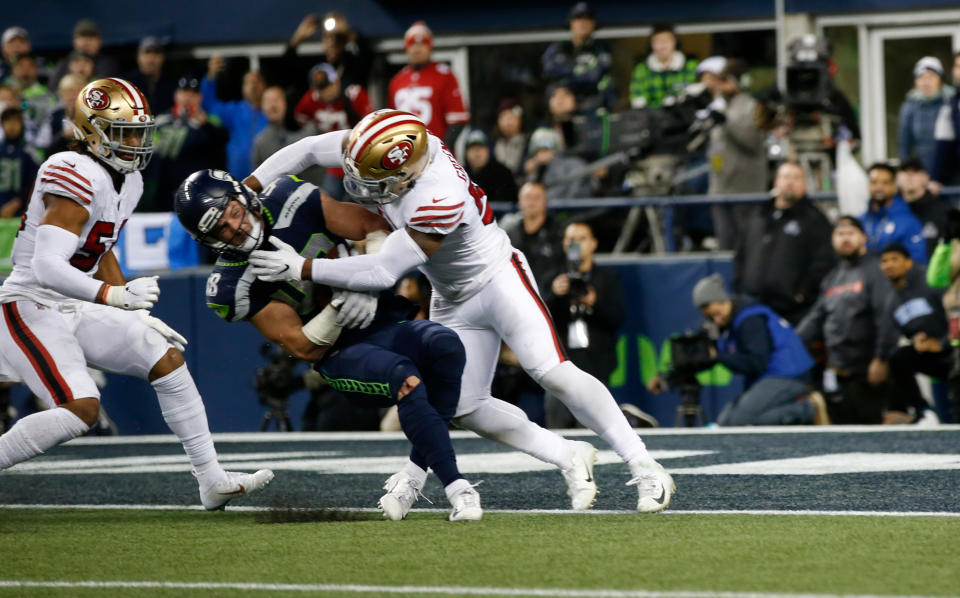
[796,254,899,373]
[505,217,565,295]
[891,264,948,341]
[467,157,519,206]
[544,265,624,381]
[907,191,951,259]
[734,197,835,325]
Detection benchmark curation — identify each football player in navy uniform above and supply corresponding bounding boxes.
[174,169,482,521]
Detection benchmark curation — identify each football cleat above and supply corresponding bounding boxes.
[378,471,427,521]
[198,469,274,511]
[628,461,675,514]
[561,440,598,510]
[448,484,482,522]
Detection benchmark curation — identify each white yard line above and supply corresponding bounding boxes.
[1,504,958,517]
[0,580,943,598]
[61,425,960,445]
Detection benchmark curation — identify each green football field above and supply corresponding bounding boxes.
[2,427,959,597]
[0,509,957,597]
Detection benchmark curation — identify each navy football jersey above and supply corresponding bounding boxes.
[204,175,420,334]
[205,175,342,323]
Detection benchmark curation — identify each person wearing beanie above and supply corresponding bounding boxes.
[493,98,528,181]
[651,273,826,426]
[388,20,469,146]
[463,128,518,205]
[796,217,900,424]
[898,55,954,174]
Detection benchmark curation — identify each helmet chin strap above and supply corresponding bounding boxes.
[237,213,264,254]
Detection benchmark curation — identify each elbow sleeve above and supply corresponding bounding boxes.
[32,224,103,302]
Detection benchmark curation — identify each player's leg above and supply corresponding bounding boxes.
[76,306,272,509]
[497,252,674,512]
[0,302,98,469]
[319,335,479,520]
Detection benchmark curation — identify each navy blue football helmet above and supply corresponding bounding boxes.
[174,169,266,256]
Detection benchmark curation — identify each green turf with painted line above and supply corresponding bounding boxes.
[0,509,957,597]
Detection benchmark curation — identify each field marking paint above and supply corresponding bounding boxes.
[2,504,958,517]
[61,425,960,445]
[670,452,960,475]
[4,450,712,476]
[0,580,943,597]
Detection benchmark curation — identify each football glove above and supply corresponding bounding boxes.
[104,276,160,310]
[137,310,188,352]
[334,290,378,329]
[249,236,305,282]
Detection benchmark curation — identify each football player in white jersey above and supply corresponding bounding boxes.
[244,109,675,514]
[0,78,272,509]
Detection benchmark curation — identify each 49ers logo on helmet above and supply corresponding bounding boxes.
[381,140,413,170]
[85,88,109,110]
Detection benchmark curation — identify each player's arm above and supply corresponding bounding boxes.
[33,193,117,304]
[249,227,439,291]
[250,300,341,362]
[319,193,391,241]
[243,130,349,192]
[93,250,125,286]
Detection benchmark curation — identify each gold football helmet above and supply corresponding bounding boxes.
[342,109,430,204]
[72,77,156,173]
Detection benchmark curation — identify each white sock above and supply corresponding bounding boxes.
[540,361,650,464]
[444,478,471,502]
[151,364,226,487]
[456,397,570,468]
[0,407,89,469]
[403,460,428,487]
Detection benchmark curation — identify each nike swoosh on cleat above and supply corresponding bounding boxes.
[218,485,246,496]
[654,487,665,504]
[585,475,593,483]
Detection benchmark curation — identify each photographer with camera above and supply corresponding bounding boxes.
[543,222,627,427]
[650,274,828,426]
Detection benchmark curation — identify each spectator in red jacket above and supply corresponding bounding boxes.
[388,21,469,146]
[294,63,374,199]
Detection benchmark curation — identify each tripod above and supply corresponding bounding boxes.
[674,383,704,427]
[260,394,292,432]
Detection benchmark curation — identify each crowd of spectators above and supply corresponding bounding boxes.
[1,5,958,427]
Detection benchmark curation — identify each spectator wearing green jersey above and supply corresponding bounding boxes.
[629,23,698,109]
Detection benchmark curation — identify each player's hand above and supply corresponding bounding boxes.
[249,236,305,282]
[137,310,188,352]
[105,276,160,310]
[334,290,378,329]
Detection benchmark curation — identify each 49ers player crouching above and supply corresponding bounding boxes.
[0,78,272,509]
[245,110,675,513]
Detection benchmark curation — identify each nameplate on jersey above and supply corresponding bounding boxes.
[275,183,316,230]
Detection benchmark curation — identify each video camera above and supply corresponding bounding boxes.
[565,241,588,300]
[664,330,715,388]
[783,35,834,109]
[568,83,714,160]
[254,342,304,431]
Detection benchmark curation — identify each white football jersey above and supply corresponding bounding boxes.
[0,151,143,308]
[378,134,512,302]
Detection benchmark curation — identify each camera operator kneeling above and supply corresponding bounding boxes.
[694,274,830,426]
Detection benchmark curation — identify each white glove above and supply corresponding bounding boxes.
[104,276,160,310]
[334,290,378,329]
[249,236,305,282]
[137,310,188,352]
